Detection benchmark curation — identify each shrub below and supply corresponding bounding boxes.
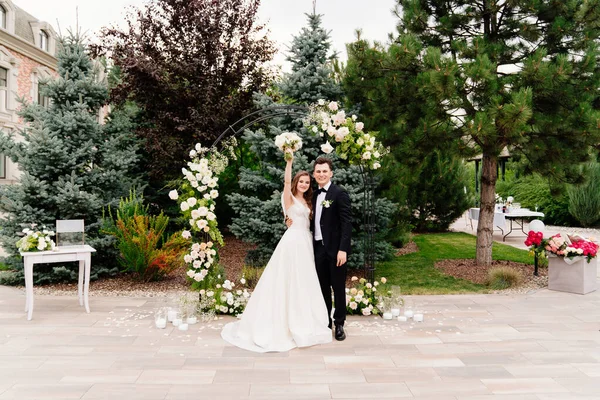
[486,267,522,290]
[104,193,187,282]
[568,162,600,227]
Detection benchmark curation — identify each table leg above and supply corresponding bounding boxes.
[25,258,34,321]
[84,253,91,313]
[23,259,29,313]
[78,260,84,306]
[503,219,514,242]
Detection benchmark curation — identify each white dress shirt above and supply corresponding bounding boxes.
[314,181,331,241]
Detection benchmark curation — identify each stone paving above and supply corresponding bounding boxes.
[1,282,600,399]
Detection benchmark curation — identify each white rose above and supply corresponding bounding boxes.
[186,269,195,278]
[327,126,337,137]
[373,162,381,170]
[312,126,318,133]
[192,243,201,252]
[362,151,372,160]
[196,220,208,229]
[180,202,190,212]
[321,141,334,154]
[338,127,349,137]
[355,122,364,132]
[374,151,380,158]
[381,277,387,284]
[168,190,178,200]
[349,301,358,310]
[184,255,193,263]
[189,149,197,158]
[318,99,325,105]
[210,190,219,199]
[197,206,208,216]
[240,278,246,284]
[193,273,203,282]
[193,260,202,268]
[182,230,191,239]
[206,212,216,221]
[274,134,286,149]
[351,276,358,281]
[187,197,197,207]
[357,138,364,146]
[352,115,357,121]
[191,181,199,188]
[204,194,211,200]
[195,143,202,151]
[191,209,201,219]
[328,101,339,111]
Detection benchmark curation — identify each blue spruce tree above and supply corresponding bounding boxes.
[0,33,143,284]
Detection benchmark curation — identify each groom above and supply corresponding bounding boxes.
[311,157,352,341]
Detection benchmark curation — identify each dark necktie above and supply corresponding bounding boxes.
[317,188,327,194]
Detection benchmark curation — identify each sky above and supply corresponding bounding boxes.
[15,0,399,71]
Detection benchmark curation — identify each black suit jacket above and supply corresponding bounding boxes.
[311,183,352,259]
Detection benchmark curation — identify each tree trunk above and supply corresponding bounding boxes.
[476,152,498,266]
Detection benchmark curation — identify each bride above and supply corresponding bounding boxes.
[221,150,332,352]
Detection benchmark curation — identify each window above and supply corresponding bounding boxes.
[39,30,49,51]
[0,67,6,87]
[0,5,6,30]
[37,83,49,108]
[0,67,7,108]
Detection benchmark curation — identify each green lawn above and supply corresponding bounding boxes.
[376,232,533,294]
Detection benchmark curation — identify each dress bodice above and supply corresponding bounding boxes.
[282,194,311,231]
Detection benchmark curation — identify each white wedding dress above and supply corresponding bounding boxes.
[221,194,332,352]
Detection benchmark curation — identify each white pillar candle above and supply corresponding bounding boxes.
[397,316,408,322]
[391,308,401,317]
[172,318,182,327]
[383,312,393,320]
[155,318,167,329]
[404,310,414,318]
[186,316,197,325]
[167,309,177,322]
[413,313,424,322]
[178,323,189,331]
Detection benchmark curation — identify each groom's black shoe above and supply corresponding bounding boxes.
[334,325,346,341]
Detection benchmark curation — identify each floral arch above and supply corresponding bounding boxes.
[169,101,387,315]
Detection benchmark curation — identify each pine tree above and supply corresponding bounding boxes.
[227,13,396,268]
[346,1,600,265]
[0,33,143,283]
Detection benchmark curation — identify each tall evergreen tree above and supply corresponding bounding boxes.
[346,1,600,265]
[227,13,395,268]
[0,33,142,283]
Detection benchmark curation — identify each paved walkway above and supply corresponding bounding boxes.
[1,283,600,399]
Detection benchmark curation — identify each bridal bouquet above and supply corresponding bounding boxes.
[16,225,56,252]
[274,131,303,161]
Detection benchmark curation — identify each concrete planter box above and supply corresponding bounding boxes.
[548,256,597,295]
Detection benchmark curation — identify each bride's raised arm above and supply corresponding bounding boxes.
[283,150,294,212]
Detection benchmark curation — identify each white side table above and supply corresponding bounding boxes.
[20,245,96,320]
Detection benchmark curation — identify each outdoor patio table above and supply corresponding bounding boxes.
[502,210,545,241]
[20,245,96,320]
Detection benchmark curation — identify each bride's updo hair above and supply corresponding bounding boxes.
[291,170,313,218]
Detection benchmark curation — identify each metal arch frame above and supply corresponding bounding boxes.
[210,105,310,149]
[210,104,377,284]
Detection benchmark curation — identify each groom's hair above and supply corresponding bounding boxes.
[313,156,333,171]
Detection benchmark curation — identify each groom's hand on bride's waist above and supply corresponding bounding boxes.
[336,251,347,266]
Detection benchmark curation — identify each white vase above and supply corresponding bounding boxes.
[548,256,597,295]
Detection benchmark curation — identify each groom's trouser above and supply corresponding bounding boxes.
[314,240,347,327]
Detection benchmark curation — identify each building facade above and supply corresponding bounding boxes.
[0,0,57,183]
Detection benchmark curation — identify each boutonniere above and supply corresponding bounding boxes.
[321,200,333,208]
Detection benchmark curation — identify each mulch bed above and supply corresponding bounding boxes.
[395,241,419,256]
[434,258,548,285]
